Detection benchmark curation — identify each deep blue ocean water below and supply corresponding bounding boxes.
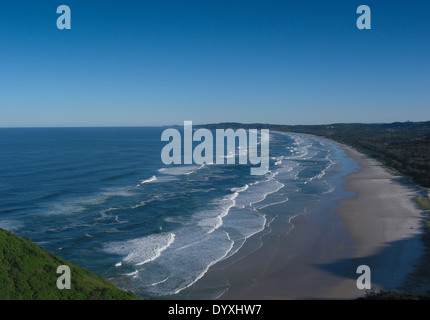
[0,127,357,299]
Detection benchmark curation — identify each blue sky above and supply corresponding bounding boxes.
[0,0,429,127]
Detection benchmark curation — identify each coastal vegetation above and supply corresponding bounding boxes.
[201,121,430,188]
[360,290,430,300]
[0,228,138,300]
[282,121,430,189]
[1,121,428,300]
[201,121,430,299]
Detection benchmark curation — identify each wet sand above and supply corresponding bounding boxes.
[214,142,425,299]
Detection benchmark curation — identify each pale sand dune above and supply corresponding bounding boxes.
[215,142,425,299]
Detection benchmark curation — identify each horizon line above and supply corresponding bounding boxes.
[0,120,429,129]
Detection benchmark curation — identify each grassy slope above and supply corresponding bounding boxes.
[2,121,428,300]
[0,228,138,300]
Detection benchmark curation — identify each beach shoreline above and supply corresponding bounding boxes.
[201,140,426,299]
[320,143,426,298]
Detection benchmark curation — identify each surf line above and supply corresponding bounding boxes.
[161,121,269,175]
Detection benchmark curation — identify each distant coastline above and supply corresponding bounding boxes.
[185,133,428,299]
[197,121,430,189]
[195,121,430,298]
[1,122,429,300]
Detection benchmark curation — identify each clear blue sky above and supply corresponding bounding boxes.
[1,0,429,127]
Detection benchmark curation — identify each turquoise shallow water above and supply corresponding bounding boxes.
[0,127,357,299]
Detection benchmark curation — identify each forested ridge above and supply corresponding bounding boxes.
[200,121,430,188]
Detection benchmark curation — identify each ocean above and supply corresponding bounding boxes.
[0,127,357,299]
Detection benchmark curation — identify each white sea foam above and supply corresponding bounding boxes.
[123,270,139,278]
[233,172,285,209]
[96,130,339,297]
[304,154,336,184]
[46,203,87,216]
[208,194,238,234]
[257,197,289,210]
[171,232,235,295]
[323,184,336,194]
[143,181,271,296]
[98,206,123,220]
[137,175,157,186]
[150,277,169,286]
[115,215,128,224]
[130,201,147,210]
[231,184,249,193]
[0,220,23,231]
[197,183,251,234]
[102,187,135,198]
[273,156,283,166]
[46,187,135,216]
[154,175,179,183]
[105,232,176,267]
[158,165,203,176]
[110,228,237,297]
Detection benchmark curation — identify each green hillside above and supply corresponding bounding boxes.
[0,228,138,300]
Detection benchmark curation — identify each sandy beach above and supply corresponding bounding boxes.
[208,142,426,299]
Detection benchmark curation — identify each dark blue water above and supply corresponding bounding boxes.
[0,127,356,299]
